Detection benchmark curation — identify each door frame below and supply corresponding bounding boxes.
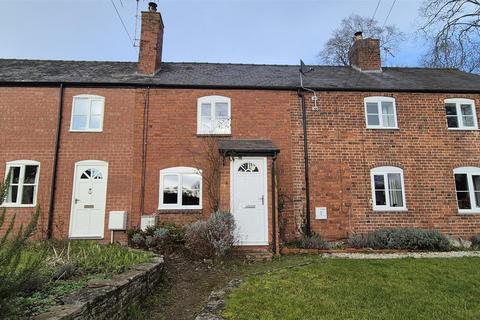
[230,156,269,246]
[68,160,109,239]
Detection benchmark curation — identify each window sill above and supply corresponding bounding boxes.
[366,127,399,130]
[157,209,203,214]
[197,133,232,137]
[1,204,36,208]
[158,207,202,211]
[373,208,408,213]
[447,128,479,131]
[458,210,480,215]
[69,129,103,133]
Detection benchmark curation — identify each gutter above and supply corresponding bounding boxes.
[0,81,479,94]
[47,83,64,239]
[297,89,311,237]
[271,154,278,254]
[140,87,150,215]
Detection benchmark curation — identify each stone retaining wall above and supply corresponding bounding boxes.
[36,255,164,320]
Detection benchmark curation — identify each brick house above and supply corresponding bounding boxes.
[1,3,480,249]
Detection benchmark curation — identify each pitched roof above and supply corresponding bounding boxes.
[0,59,479,92]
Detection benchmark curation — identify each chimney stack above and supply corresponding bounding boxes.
[348,31,381,72]
[138,2,164,75]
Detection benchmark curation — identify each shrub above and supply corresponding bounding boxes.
[472,235,480,249]
[0,173,46,316]
[128,223,184,253]
[184,211,236,259]
[299,233,330,249]
[348,228,451,251]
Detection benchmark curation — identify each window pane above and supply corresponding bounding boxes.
[182,174,200,206]
[388,173,402,190]
[73,98,89,115]
[215,102,229,118]
[366,103,378,114]
[163,175,178,204]
[9,166,20,184]
[24,165,38,184]
[462,115,475,127]
[7,185,18,203]
[367,115,380,126]
[455,174,469,191]
[200,116,213,132]
[457,191,471,209]
[473,175,480,191]
[382,114,396,127]
[90,100,103,115]
[375,191,386,205]
[72,115,88,130]
[389,190,404,207]
[374,175,385,189]
[447,116,459,128]
[460,104,473,116]
[445,104,457,116]
[89,115,102,130]
[21,186,35,205]
[475,192,480,208]
[201,103,211,116]
[381,101,394,115]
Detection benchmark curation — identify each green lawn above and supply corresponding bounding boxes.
[223,256,480,320]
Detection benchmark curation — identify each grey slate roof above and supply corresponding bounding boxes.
[219,139,280,156]
[0,59,479,92]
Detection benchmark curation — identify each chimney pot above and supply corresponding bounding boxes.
[354,31,363,41]
[148,2,157,12]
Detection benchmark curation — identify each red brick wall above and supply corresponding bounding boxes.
[137,88,295,243]
[292,91,480,240]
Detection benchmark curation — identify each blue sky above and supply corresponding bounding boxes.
[0,0,426,66]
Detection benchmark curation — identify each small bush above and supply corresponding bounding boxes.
[472,235,480,249]
[128,223,184,253]
[299,233,330,249]
[348,228,451,251]
[184,211,236,259]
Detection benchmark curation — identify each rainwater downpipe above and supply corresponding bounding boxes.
[297,89,311,236]
[47,83,64,239]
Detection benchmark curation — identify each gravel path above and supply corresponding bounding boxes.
[322,251,480,259]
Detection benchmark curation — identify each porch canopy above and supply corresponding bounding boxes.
[218,139,280,157]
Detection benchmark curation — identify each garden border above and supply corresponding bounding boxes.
[35,255,164,320]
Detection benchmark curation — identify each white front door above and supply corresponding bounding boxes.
[231,157,268,245]
[69,161,108,238]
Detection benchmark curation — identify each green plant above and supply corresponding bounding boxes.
[472,235,480,249]
[0,172,46,316]
[299,233,330,249]
[184,211,237,259]
[128,223,184,253]
[348,228,451,251]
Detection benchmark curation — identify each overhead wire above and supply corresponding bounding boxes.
[110,0,135,47]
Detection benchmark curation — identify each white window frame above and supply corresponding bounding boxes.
[453,167,480,214]
[445,98,478,130]
[364,96,398,129]
[70,94,105,132]
[370,166,407,212]
[197,95,231,135]
[159,167,202,210]
[2,160,40,208]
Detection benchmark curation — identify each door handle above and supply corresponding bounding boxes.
[74,198,80,204]
[259,195,264,205]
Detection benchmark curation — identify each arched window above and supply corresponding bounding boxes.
[453,167,480,213]
[364,96,398,129]
[70,95,105,132]
[197,95,231,135]
[159,167,202,209]
[445,98,477,130]
[3,160,40,207]
[238,162,259,173]
[370,166,406,211]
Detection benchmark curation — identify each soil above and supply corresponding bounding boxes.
[140,253,247,320]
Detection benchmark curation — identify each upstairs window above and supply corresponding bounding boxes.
[364,97,398,129]
[370,166,406,211]
[445,98,477,130]
[3,160,40,207]
[454,167,480,213]
[159,167,202,210]
[197,96,231,135]
[70,95,105,132]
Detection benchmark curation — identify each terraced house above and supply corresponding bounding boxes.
[1,3,480,250]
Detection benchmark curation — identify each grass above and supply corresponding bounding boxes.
[223,255,480,320]
[13,240,154,317]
